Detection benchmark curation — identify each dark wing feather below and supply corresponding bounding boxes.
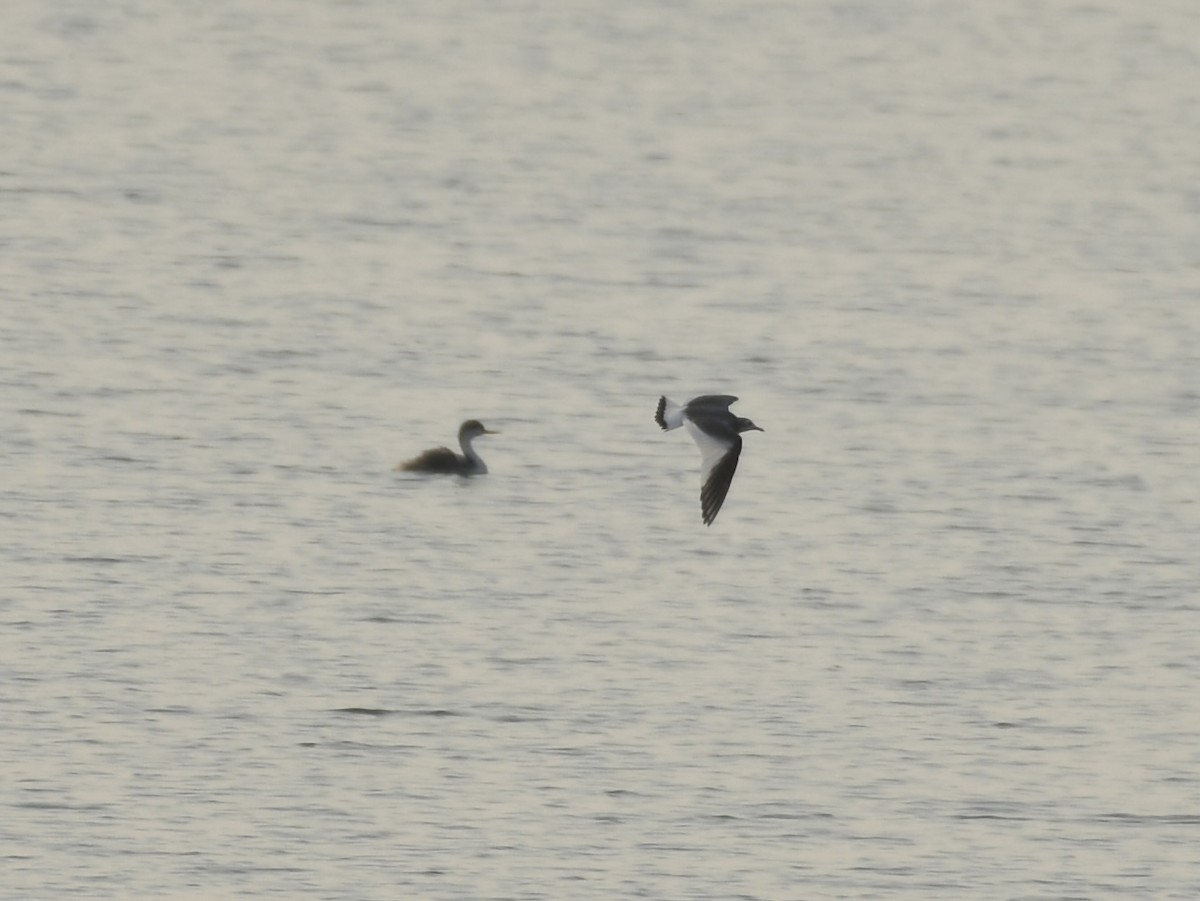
[398,446,460,473]
[686,394,739,412]
[654,396,669,430]
[699,435,742,526]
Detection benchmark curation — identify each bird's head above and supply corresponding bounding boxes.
[460,419,498,439]
[734,417,763,433]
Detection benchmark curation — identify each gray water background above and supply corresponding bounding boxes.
[3,1,1200,898]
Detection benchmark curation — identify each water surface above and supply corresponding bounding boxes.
[3,1,1199,898]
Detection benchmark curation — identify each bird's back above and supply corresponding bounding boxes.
[397,446,463,473]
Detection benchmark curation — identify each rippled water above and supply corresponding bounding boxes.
[4,1,1200,898]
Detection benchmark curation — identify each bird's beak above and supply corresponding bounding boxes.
[484,428,500,434]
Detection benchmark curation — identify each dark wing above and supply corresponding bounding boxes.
[397,446,459,473]
[685,394,739,413]
[699,434,742,526]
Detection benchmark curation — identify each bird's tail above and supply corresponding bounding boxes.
[655,396,685,430]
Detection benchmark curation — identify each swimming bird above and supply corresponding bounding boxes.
[395,419,498,475]
[655,395,762,525]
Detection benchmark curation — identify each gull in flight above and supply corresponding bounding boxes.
[655,395,762,525]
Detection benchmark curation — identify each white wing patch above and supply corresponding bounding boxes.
[683,418,732,485]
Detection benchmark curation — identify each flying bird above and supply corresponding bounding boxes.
[395,419,498,475]
[655,395,762,525]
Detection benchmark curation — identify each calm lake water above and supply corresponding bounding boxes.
[3,1,1200,898]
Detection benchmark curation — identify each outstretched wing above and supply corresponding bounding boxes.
[683,418,742,526]
[685,394,739,412]
[698,434,742,526]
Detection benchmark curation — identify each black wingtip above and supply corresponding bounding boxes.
[698,443,741,527]
[654,396,668,430]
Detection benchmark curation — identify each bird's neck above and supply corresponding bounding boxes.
[459,435,487,473]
